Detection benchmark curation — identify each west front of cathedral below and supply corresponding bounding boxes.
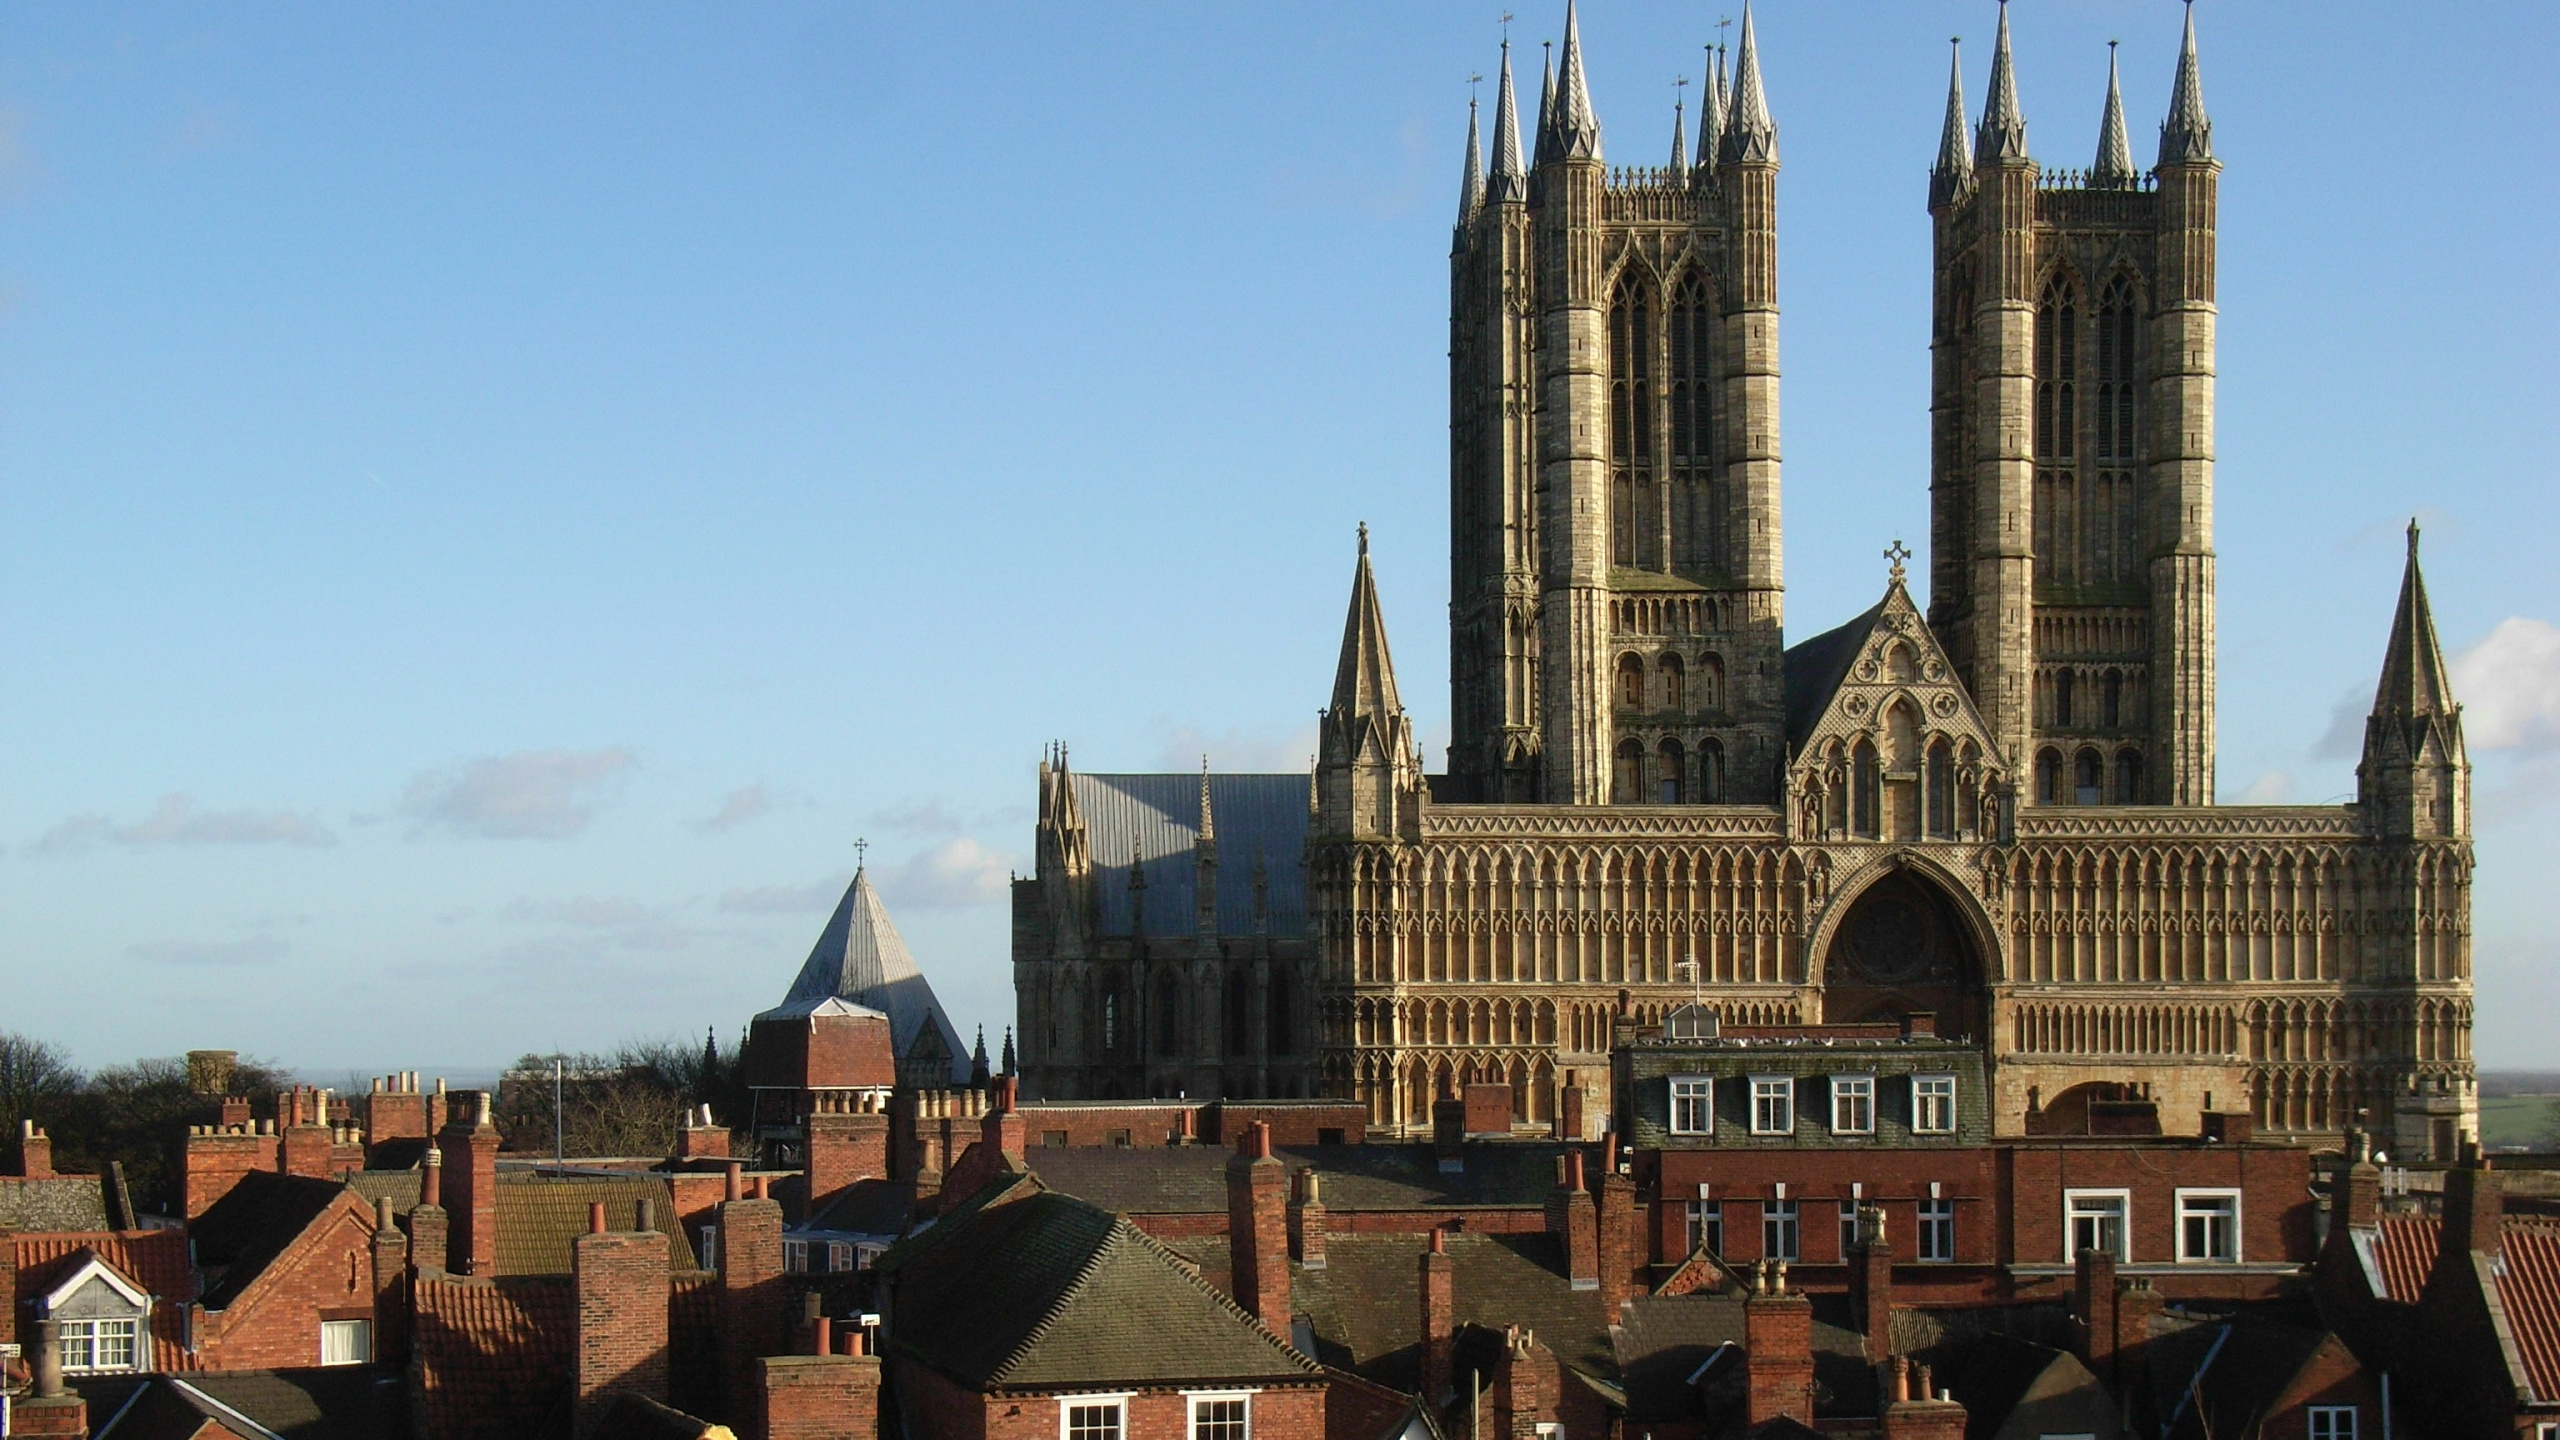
[1011,5,2476,1160]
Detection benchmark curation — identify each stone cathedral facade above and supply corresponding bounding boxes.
[1015,4,2476,1158]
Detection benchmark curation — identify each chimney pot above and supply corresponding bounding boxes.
[589,1202,607,1234]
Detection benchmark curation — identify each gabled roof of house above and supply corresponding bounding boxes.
[1949,1332,2088,1440]
[1609,1291,1877,1427]
[2149,1317,2334,1440]
[91,1366,406,1440]
[490,1172,699,1275]
[2368,1213,2560,1402]
[797,1177,915,1239]
[879,1177,1318,1392]
[13,1231,196,1308]
[188,1171,358,1310]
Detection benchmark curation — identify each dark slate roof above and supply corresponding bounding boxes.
[1949,1332,2078,1440]
[1074,773,1309,938]
[1254,1232,1612,1395]
[188,1170,352,1310]
[777,868,969,1082]
[1025,1143,1585,1216]
[2150,1317,2334,1440]
[879,1179,1318,1392]
[491,1173,698,1276]
[1608,1292,1877,1426]
[1781,598,1886,750]
[91,1367,407,1440]
[0,1175,110,1231]
[799,1178,916,1239]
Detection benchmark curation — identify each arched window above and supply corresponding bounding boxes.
[2035,275,2080,592]
[1659,653,1686,710]
[1657,738,1686,804]
[2054,669,2075,728]
[1616,653,1646,709]
[2102,669,2124,728]
[1613,738,1645,805]
[2037,749,2063,806]
[1610,277,1657,570]
[1268,969,1293,1056]
[1157,973,1181,1054]
[2116,749,2143,806]
[2096,274,2139,461]
[1701,738,1726,804]
[2075,749,2103,806]
[1852,739,1881,837]
[1700,652,1725,711]
[1669,274,1715,575]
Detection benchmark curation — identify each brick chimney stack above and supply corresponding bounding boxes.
[438,1091,501,1276]
[14,1319,89,1437]
[1743,1261,1814,1428]
[574,1213,673,1438]
[1420,1229,1455,1404]
[1597,1142,1638,1308]
[1433,1077,1465,1174]
[1544,1153,1598,1291]
[1554,1071,1588,1143]
[1287,1169,1327,1270]
[184,1117,275,1219]
[720,1180,789,1437]
[2072,1247,2120,1386]
[2337,1128,2382,1231]
[1880,1356,1967,1440]
[757,1349,883,1440]
[805,1094,889,1219]
[1851,1204,1894,1361]
[982,1075,1026,1160]
[677,1104,731,1162]
[2445,1157,2504,1258]
[281,1088,336,1179]
[370,1195,411,1364]
[12,1120,54,1179]
[1226,1122,1290,1335]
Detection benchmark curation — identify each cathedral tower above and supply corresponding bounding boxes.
[1449,2,1788,807]
[1928,3,2219,807]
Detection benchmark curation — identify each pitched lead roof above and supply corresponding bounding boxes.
[778,867,969,1082]
[1071,773,1308,939]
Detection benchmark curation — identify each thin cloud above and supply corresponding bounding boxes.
[878,837,1016,910]
[692,784,776,834]
[2237,772,2295,805]
[868,798,966,836]
[400,748,635,840]
[2453,618,2560,754]
[129,935,287,968]
[32,793,336,854]
[1151,722,1323,776]
[718,878,847,915]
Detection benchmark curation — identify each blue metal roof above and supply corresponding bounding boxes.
[1071,773,1309,940]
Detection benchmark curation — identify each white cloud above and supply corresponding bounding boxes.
[2237,772,2295,805]
[1152,722,1323,775]
[129,935,287,968]
[718,878,847,915]
[692,784,775,834]
[500,894,705,952]
[400,748,635,839]
[878,837,1016,909]
[868,798,965,836]
[2453,618,2560,754]
[32,793,336,854]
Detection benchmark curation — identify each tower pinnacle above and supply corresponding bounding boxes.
[1490,40,1527,202]
[1550,0,1601,161]
[1534,43,1555,166]
[2092,41,2138,187]
[1459,94,1485,221]
[2158,0,2212,166]
[1975,0,2028,165]
[1698,43,1728,172]
[1930,37,1973,207]
[1669,91,1689,178]
[1720,1,1775,165]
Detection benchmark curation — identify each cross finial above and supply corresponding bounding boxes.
[854,836,869,873]
[1357,521,1369,556]
[1501,10,1512,42]
[1884,540,1912,584]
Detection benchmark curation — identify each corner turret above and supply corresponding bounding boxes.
[2157,0,2212,167]
[1928,39,1972,210]
[2091,42,2138,188]
[2357,524,2470,841]
[1974,0,2028,166]
[1315,527,1424,841]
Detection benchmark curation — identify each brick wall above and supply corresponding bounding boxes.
[574,1228,672,1438]
[898,1365,1328,1440]
[804,1110,889,1218]
[195,1196,382,1371]
[1464,1085,1514,1136]
[1743,1281,1814,1427]
[757,1354,881,1440]
[184,1126,277,1219]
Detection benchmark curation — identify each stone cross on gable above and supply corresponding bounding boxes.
[1885,540,1912,584]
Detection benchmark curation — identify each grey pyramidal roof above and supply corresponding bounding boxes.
[778,867,970,1082]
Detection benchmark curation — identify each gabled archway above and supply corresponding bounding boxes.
[1814,866,1988,1040]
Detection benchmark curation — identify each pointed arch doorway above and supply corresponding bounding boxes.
[1817,870,1986,1040]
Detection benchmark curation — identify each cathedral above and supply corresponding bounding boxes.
[1013,3,2476,1158]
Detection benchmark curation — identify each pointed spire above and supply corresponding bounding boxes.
[1721,1,1776,165]
[1976,0,2029,165]
[1698,44,1727,172]
[969,1026,990,1087]
[1549,0,1601,160]
[2158,0,2212,166]
[1459,95,1485,221]
[1330,523,1404,721]
[1489,41,1527,202]
[1197,755,1216,843]
[1000,1026,1016,1078]
[1534,42,1556,166]
[1931,38,1974,206]
[1668,94,1688,180]
[2092,42,2137,187]
[2372,523,2458,722]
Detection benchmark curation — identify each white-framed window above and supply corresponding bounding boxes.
[697,1223,719,1270]
[1763,1199,1799,1261]
[1186,1390,1256,1440]
[2065,1190,2130,1262]
[1830,1076,1875,1134]
[1684,1200,1722,1256]
[828,1241,859,1273]
[1911,1075,1957,1134]
[2532,1423,2556,1440]
[57,1319,139,1374]
[320,1318,372,1367]
[1669,1076,1713,1135]
[2177,1189,2241,1264]
[783,1239,810,1273]
[2308,1405,2358,1440]
[1062,1396,1129,1440]
[1750,1076,1794,1135]
[1919,1197,1956,1262]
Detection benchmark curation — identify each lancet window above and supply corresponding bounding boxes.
[1610,278,1657,570]
[1668,274,1717,576]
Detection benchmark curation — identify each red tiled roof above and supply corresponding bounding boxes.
[2372,1215,2438,1304]
[410,1273,574,1438]
[12,1230,196,1374]
[2497,1223,2560,1404]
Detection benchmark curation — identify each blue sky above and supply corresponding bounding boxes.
[3,3,2554,1074]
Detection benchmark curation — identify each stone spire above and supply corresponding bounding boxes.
[1930,37,1973,207]
[2358,523,2469,840]
[1698,44,1727,172]
[2091,41,2138,187]
[1668,94,1688,180]
[1550,0,1601,161]
[1975,0,2029,165]
[1534,43,1555,166]
[1459,95,1485,221]
[1721,1,1776,165]
[1197,755,1216,842]
[2157,0,2212,166]
[1330,524,1403,720]
[999,1026,1016,1077]
[1489,41,1528,202]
